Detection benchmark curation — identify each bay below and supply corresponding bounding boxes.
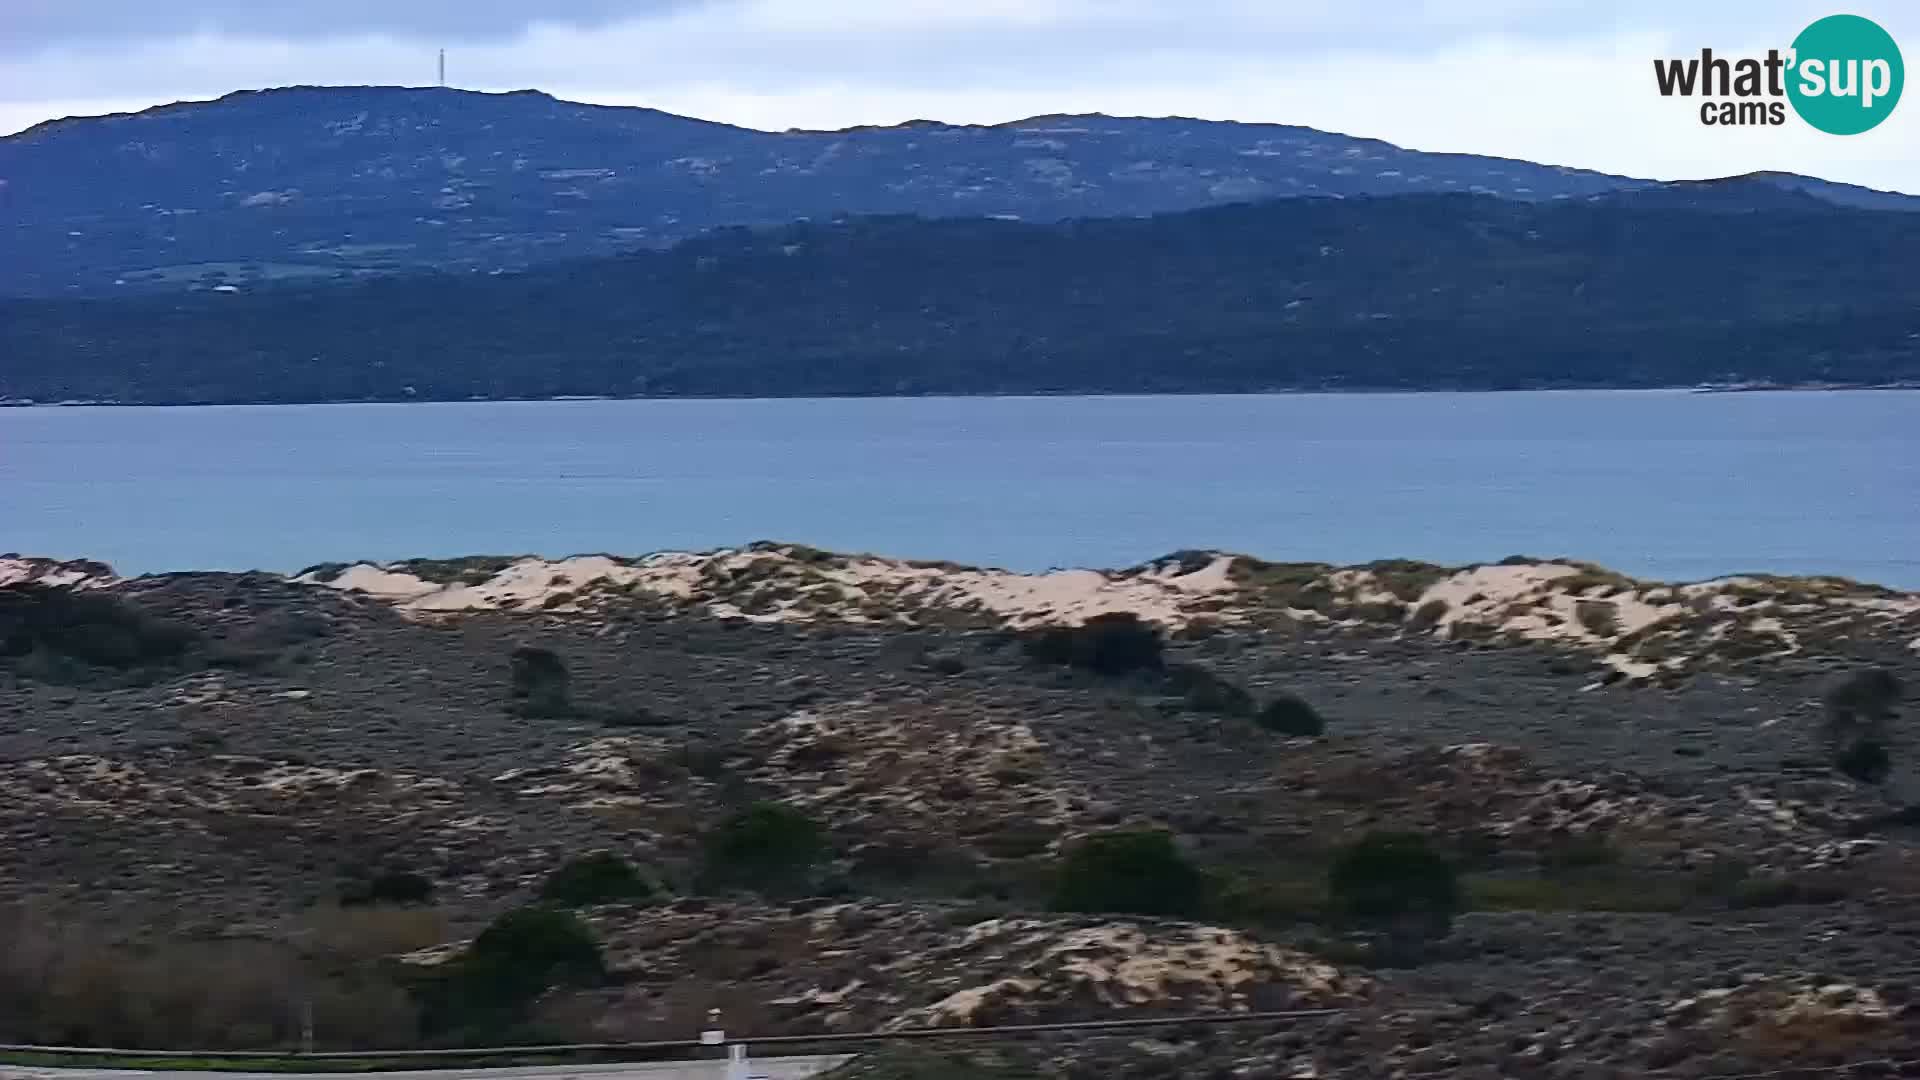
[3,390,1916,587]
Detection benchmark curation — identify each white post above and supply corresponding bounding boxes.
[725,1042,750,1080]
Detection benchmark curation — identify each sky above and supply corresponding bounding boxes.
[2,0,1916,192]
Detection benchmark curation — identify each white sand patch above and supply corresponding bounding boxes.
[292,545,1919,679]
[1323,568,1403,609]
[316,564,442,601]
[0,556,115,588]
[1353,562,1688,679]
[404,555,639,611]
[254,764,382,794]
[1152,554,1239,594]
[888,918,1358,1028]
[1416,563,1584,627]
[829,558,1235,627]
[1374,560,1895,679]
[770,979,868,1009]
[744,699,1076,830]
[908,977,1045,1024]
[302,548,1243,628]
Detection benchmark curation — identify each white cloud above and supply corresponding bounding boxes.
[2,0,1915,192]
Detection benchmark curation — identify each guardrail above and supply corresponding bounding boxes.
[0,1008,1344,1063]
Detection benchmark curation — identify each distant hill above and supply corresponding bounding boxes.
[2,84,1909,297]
[6,192,1917,404]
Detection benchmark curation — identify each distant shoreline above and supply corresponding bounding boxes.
[5,382,1916,409]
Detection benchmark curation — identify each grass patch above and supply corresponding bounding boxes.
[1553,567,1639,595]
[1227,557,1338,611]
[1574,599,1621,637]
[1357,559,1450,603]
[1463,860,1783,914]
[1465,873,1699,913]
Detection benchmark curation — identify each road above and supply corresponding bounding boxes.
[0,1057,850,1080]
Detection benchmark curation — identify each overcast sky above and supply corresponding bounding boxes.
[3,0,1915,191]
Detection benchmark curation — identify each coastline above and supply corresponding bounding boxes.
[4,381,1917,409]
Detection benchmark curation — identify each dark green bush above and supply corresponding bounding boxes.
[701,801,827,893]
[1255,692,1325,736]
[1050,829,1205,918]
[1164,662,1254,716]
[445,906,605,1014]
[0,585,197,675]
[975,821,1057,860]
[341,871,435,907]
[925,652,968,676]
[1327,831,1459,924]
[508,644,573,718]
[1835,738,1892,785]
[1021,613,1164,676]
[539,852,658,907]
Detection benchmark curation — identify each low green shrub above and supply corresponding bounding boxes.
[1327,831,1459,924]
[434,906,604,1020]
[1051,829,1205,917]
[539,852,658,907]
[508,644,573,718]
[341,871,435,907]
[1835,739,1892,785]
[1574,599,1621,637]
[1255,692,1325,736]
[1021,613,1164,676]
[1164,662,1254,716]
[416,905,606,1036]
[0,585,197,678]
[701,801,827,894]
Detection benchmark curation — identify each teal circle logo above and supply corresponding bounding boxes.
[1787,14,1903,134]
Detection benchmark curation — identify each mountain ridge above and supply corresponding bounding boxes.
[7,190,1919,404]
[6,84,1915,297]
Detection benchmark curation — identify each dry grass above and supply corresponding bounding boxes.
[0,903,446,1050]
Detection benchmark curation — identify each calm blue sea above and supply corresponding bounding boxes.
[3,391,1916,587]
